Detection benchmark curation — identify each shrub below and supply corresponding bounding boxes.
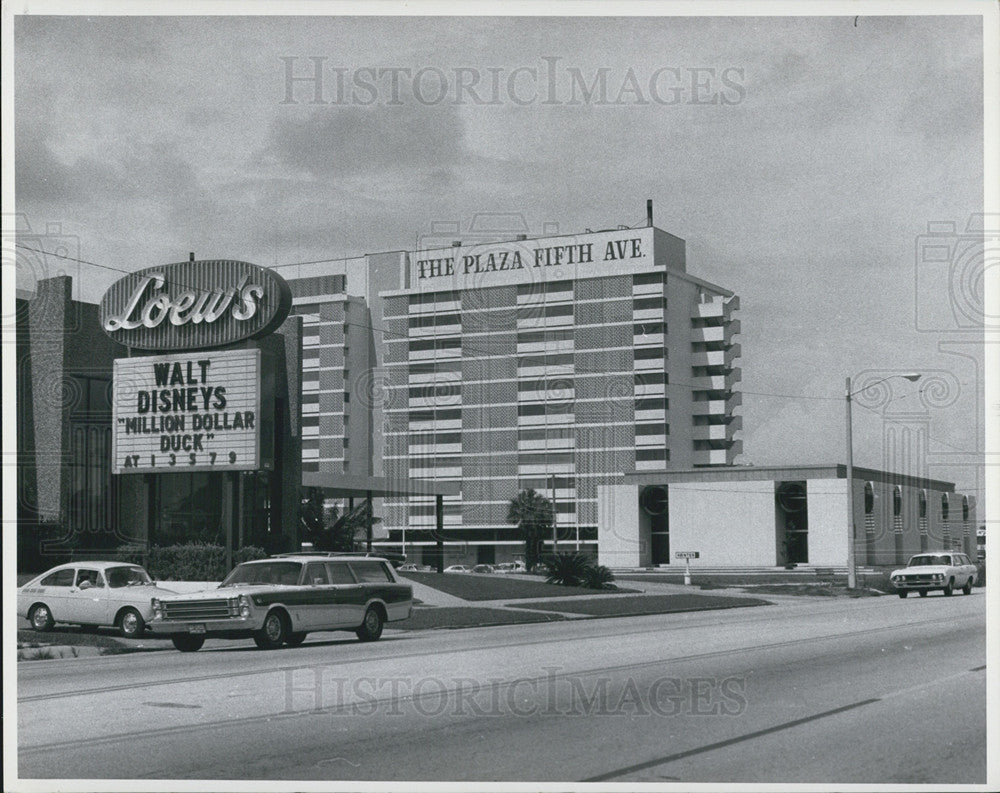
[131,543,268,581]
[582,564,616,590]
[541,553,593,587]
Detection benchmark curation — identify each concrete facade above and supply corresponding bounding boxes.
[371,225,742,565]
[598,465,976,569]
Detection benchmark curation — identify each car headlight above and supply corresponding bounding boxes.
[151,598,162,620]
[238,594,251,618]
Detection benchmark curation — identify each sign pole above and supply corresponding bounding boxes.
[675,551,699,585]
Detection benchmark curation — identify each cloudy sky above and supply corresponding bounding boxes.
[10,7,991,502]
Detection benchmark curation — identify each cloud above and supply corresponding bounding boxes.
[260,101,468,179]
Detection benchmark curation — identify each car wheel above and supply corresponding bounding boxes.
[943,579,954,597]
[118,608,145,638]
[285,632,307,647]
[918,589,928,597]
[254,610,288,650]
[356,606,384,642]
[962,578,973,595]
[172,634,205,653]
[29,604,54,632]
[898,591,908,598]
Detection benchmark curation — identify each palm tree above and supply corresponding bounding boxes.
[507,489,553,571]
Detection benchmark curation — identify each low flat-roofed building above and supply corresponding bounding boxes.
[599,465,977,569]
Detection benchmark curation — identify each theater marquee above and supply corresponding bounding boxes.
[112,348,261,473]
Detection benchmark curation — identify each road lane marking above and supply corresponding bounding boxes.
[582,698,882,782]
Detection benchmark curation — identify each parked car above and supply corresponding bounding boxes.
[17,561,177,638]
[890,552,979,598]
[149,555,412,652]
[443,565,471,573]
[471,564,495,574]
[397,563,421,572]
[494,562,526,574]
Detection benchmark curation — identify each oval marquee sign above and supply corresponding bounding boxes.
[99,260,293,351]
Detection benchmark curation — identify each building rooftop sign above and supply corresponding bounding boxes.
[408,226,657,290]
[99,259,292,351]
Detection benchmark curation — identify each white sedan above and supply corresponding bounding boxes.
[890,552,979,598]
[17,561,178,637]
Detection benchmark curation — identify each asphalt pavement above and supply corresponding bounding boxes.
[15,591,987,784]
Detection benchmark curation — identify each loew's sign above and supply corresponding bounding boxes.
[99,259,292,351]
[112,348,261,473]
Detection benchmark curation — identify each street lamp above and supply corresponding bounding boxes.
[845,373,921,589]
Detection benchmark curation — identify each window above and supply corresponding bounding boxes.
[633,297,664,312]
[303,562,330,586]
[635,397,668,411]
[349,561,393,583]
[75,569,104,588]
[40,569,75,587]
[864,482,875,514]
[344,392,351,403]
[327,562,356,584]
[343,438,350,449]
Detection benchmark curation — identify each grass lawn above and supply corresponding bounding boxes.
[508,593,772,616]
[399,571,635,601]
[393,607,565,630]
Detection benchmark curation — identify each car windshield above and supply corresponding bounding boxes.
[220,561,302,587]
[908,555,949,566]
[106,566,153,588]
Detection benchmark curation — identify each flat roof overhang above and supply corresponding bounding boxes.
[623,464,956,492]
[302,472,461,499]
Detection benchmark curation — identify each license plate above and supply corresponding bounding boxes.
[188,624,206,634]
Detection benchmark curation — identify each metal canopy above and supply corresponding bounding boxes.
[301,472,461,498]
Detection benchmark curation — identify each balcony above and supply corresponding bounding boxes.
[691,393,742,416]
[691,319,741,345]
[692,295,739,320]
[692,440,743,466]
[691,344,741,369]
[692,423,733,441]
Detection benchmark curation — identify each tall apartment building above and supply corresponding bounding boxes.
[289,275,373,476]
[376,224,742,565]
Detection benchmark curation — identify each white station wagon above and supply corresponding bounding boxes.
[890,552,979,598]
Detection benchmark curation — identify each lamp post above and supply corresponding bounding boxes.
[845,373,921,589]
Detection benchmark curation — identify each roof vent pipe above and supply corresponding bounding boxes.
[646,199,653,227]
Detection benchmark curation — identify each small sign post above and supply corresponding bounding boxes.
[675,551,700,585]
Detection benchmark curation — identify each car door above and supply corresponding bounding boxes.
[325,561,364,628]
[62,568,111,625]
[299,562,334,630]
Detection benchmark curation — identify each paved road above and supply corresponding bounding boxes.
[16,592,987,784]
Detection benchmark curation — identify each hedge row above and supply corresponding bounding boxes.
[118,542,267,581]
